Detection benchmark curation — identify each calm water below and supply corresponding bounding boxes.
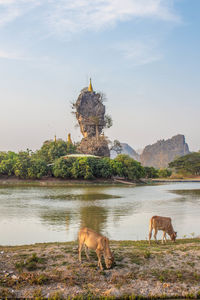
[0,182,200,245]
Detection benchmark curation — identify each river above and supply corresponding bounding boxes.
[0,182,200,245]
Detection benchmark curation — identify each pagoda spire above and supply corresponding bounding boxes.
[88,78,93,92]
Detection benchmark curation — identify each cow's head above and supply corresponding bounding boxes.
[170,231,177,242]
[105,252,115,269]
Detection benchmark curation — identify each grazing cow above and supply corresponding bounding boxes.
[78,227,114,270]
[149,216,177,244]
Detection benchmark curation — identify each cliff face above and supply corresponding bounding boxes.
[140,134,190,168]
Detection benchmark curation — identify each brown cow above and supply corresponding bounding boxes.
[149,216,177,244]
[78,227,114,270]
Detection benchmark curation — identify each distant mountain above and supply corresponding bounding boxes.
[140,134,190,168]
[110,143,140,161]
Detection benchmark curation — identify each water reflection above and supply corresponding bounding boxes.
[171,189,200,198]
[0,183,200,245]
[80,206,108,233]
[43,193,121,201]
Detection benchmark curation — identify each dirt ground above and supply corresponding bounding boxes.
[0,239,200,299]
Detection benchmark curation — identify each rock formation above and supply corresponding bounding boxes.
[73,81,110,157]
[110,143,140,161]
[140,134,190,168]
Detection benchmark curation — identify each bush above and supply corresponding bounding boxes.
[14,152,31,179]
[71,158,94,179]
[144,166,159,178]
[0,152,18,176]
[169,152,200,176]
[36,140,76,163]
[112,154,145,180]
[158,168,172,178]
[27,158,49,179]
[53,157,75,178]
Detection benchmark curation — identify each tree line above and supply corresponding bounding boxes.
[4,139,199,180]
[0,139,170,180]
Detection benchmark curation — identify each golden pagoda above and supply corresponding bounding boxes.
[67,133,72,144]
[88,78,93,92]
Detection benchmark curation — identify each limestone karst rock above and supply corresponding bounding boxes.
[73,83,110,157]
[75,88,105,138]
[140,134,190,168]
[78,136,110,157]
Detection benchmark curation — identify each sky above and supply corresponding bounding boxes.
[0,0,199,153]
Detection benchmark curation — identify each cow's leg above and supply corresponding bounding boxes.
[78,241,84,262]
[153,229,158,243]
[164,232,167,243]
[149,228,152,245]
[84,245,90,261]
[96,249,103,270]
[162,231,165,244]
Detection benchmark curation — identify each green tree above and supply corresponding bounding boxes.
[0,152,18,176]
[144,167,159,178]
[14,151,31,179]
[36,139,76,163]
[0,152,7,163]
[27,158,49,179]
[112,154,145,180]
[52,157,75,178]
[71,158,94,179]
[169,152,200,176]
[94,157,112,178]
[110,140,122,155]
[158,168,172,178]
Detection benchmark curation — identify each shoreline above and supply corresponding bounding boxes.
[0,177,141,187]
[1,238,200,299]
[0,177,200,187]
[151,178,200,183]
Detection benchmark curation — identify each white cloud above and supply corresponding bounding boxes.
[0,0,179,33]
[0,49,20,59]
[114,38,163,66]
[47,0,179,35]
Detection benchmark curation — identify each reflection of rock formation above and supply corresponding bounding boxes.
[40,210,71,229]
[80,206,108,234]
[141,134,190,168]
[73,80,110,157]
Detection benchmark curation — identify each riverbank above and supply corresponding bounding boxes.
[0,177,139,187]
[151,177,200,183]
[1,239,200,299]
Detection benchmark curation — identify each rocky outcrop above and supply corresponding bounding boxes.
[77,136,110,157]
[140,134,190,168]
[75,88,105,138]
[110,143,140,161]
[74,87,110,157]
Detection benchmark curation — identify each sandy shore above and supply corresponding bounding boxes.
[1,239,200,299]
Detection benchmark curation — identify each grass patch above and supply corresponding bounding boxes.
[15,253,47,271]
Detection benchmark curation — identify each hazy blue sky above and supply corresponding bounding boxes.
[0,0,199,152]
